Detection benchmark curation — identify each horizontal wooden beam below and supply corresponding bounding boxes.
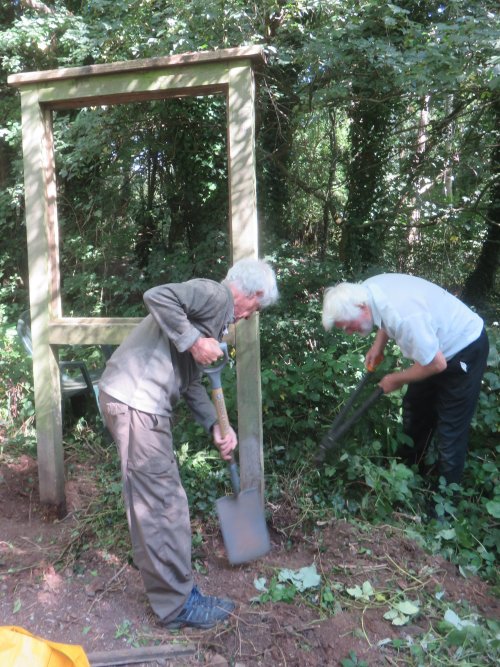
[33,65,229,109]
[48,318,236,347]
[8,46,265,87]
[42,84,226,111]
[48,317,142,345]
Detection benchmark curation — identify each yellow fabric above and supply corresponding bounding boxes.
[0,626,90,667]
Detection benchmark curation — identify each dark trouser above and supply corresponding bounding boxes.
[98,390,192,623]
[401,329,489,486]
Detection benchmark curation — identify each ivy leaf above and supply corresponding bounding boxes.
[443,609,477,630]
[346,585,363,599]
[485,500,500,519]
[383,608,409,626]
[362,581,375,598]
[393,600,420,616]
[391,614,410,626]
[384,599,419,626]
[346,580,375,601]
[278,565,321,591]
[253,577,268,592]
[436,528,456,540]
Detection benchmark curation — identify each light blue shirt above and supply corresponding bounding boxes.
[363,274,483,366]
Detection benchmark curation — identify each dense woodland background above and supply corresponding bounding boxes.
[0,2,499,662]
[1,0,499,311]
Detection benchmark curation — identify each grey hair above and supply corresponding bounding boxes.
[224,258,279,309]
[322,282,369,330]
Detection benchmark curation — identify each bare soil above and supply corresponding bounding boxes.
[0,453,498,666]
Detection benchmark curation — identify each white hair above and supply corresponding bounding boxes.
[322,282,369,330]
[224,258,279,308]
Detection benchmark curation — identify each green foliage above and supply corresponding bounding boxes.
[177,441,227,517]
[388,602,500,665]
[0,309,34,434]
[341,653,368,667]
[254,564,321,605]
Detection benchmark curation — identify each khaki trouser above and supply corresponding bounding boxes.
[99,390,192,622]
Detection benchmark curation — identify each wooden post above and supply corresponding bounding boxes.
[227,63,264,496]
[20,89,65,513]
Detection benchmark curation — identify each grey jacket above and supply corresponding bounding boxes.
[99,279,234,429]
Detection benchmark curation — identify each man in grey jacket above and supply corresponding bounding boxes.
[98,258,278,629]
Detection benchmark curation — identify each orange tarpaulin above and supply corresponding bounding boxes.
[0,626,90,667]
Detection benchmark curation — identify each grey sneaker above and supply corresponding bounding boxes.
[164,586,235,629]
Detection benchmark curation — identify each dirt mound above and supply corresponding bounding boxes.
[0,455,498,666]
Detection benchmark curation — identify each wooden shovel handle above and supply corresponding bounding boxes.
[211,386,231,438]
[211,386,240,494]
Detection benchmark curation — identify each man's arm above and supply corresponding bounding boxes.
[144,281,225,352]
[378,350,447,394]
[182,377,219,431]
[144,281,225,364]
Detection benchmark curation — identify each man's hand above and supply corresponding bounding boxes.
[189,337,223,365]
[212,422,238,461]
[378,351,447,394]
[378,373,406,394]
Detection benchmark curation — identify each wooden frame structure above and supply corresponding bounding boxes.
[8,46,266,514]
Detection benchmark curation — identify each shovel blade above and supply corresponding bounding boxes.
[216,488,271,565]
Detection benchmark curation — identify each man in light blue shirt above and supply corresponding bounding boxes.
[322,274,489,487]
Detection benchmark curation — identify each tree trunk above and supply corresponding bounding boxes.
[135,150,158,270]
[408,95,430,248]
[340,99,392,275]
[462,99,500,308]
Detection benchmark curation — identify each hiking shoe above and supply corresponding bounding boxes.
[192,586,235,613]
[163,586,235,629]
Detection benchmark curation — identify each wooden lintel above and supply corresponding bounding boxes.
[8,46,265,88]
[42,84,227,112]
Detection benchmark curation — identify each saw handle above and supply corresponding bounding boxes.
[366,352,384,373]
[316,386,383,465]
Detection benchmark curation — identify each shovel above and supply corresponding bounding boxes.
[203,343,271,565]
[315,355,385,465]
